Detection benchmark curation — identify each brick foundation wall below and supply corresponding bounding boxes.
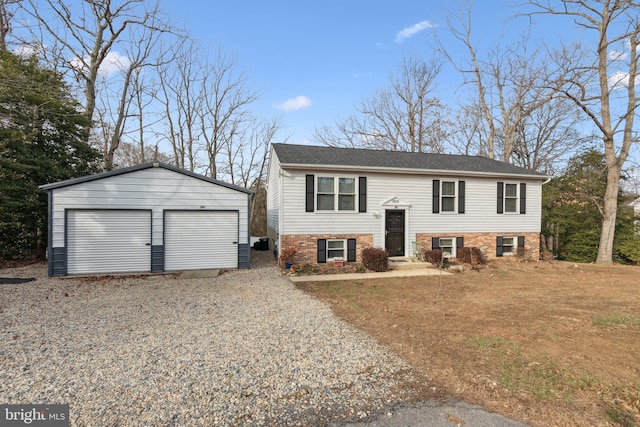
[416,232,541,260]
[281,234,374,265]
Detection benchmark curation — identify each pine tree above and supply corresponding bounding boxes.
[0,50,100,261]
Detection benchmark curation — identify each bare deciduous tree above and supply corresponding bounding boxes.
[442,1,586,175]
[0,0,19,51]
[511,96,590,174]
[315,54,452,153]
[525,0,640,264]
[96,14,172,170]
[113,140,172,167]
[155,39,202,171]
[199,48,258,180]
[442,1,497,159]
[18,0,174,152]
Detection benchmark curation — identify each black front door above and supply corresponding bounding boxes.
[385,210,405,256]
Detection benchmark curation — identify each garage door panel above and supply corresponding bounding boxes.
[67,210,151,275]
[164,211,238,270]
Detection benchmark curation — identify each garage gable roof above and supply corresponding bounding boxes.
[39,162,254,194]
[272,143,547,179]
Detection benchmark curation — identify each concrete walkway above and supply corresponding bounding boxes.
[288,268,451,283]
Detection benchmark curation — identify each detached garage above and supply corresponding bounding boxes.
[40,162,253,277]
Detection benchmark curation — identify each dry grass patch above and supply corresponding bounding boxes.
[296,260,640,427]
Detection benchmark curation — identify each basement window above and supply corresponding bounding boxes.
[327,239,346,260]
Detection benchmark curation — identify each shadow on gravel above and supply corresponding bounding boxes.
[0,277,35,284]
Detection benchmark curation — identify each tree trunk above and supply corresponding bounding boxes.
[596,163,621,263]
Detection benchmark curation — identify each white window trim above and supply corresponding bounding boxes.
[440,180,458,214]
[438,237,457,258]
[316,175,358,213]
[502,236,517,256]
[327,239,347,261]
[503,182,519,214]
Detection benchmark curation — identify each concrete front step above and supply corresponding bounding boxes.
[388,257,433,270]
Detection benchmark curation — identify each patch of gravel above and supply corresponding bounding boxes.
[0,251,425,426]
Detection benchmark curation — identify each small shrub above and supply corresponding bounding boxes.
[293,263,320,275]
[355,263,366,273]
[617,235,640,264]
[361,247,389,272]
[423,249,444,267]
[457,247,487,265]
[279,247,297,266]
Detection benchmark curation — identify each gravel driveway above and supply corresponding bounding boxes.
[0,251,422,426]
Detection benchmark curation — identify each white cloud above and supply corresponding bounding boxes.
[353,72,373,78]
[70,51,131,76]
[609,50,627,61]
[608,70,640,90]
[273,95,312,112]
[13,44,38,57]
[394,20,436,43]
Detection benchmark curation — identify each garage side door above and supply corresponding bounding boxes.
[164,211,238,271]
[67,210,151,275]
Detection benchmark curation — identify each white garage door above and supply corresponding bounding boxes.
[164,211,239,271]
[67,210,152,275]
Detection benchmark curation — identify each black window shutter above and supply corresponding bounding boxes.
[496,236,503,257]
[347,238,356,262]
[520,183,526,214]
[458,180,465,214]
[456,236,464,249]
[432,180,440,213]
[305,175,314,212]
[497,182,504,214]
[432,237,440,250]
[317,239,327,263]
[518,236,525,248]
[359,177,367,213]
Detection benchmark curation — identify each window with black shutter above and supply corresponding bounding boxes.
[317,239,327,263]
[347,238,356,262]
[305,175,314,212]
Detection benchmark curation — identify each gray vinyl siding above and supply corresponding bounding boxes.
[266,147,281,233]
[50,167,250,249]
[280,169,543,249]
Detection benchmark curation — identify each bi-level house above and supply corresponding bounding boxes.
[267,143,548,266]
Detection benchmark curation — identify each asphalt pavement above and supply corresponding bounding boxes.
[338,401,529,427]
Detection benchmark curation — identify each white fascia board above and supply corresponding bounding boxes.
[279,163,548,181]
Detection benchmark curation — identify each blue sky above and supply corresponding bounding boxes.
[161,0,562,145]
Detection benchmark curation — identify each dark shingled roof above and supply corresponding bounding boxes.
[272,143,546,178]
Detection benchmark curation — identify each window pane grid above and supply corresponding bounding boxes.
[442,197,455,212]
[317,194,334,210]
[338,178,355,193]
[503,237,515,254]
[504,184,518,213]
[441,181,456,213]
[442,181,456,196]
[440,238,454,257]
[338,195,355,211]
[317,177,334,193]
[327,240,345,260]
[317,176,357,212]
